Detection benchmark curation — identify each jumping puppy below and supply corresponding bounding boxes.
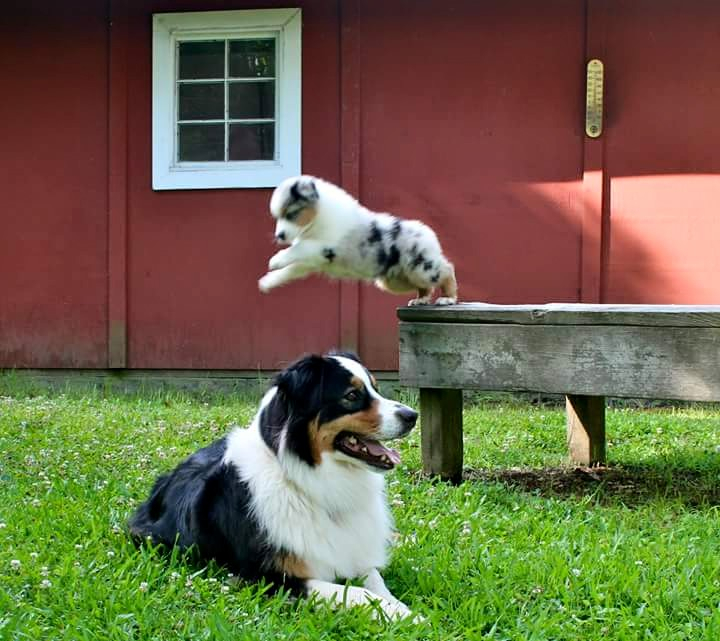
[258,176,458,305]
[129,352,419,620]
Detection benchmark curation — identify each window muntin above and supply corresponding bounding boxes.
[176,38,277,163]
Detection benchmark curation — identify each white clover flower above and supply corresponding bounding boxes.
[571,568,581,577]
[221,585,230,594]
[10,559,21,570]
[0,522,7,529]
[40,566,49,577]
[39,579,52,589]
[139,582,149,592]
[29,552,39,560]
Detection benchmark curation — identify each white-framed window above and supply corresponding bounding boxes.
[152,9,301,190]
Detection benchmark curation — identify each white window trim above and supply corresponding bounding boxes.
[152,9,301,190]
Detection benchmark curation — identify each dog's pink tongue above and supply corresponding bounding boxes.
[363,439,401,465]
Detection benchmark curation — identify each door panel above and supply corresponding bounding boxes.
[603,0,720,303]
[357,0,586,369]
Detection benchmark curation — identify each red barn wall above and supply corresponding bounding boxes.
[1,0,719,372]
[1,1,109,367]
[124,0,342,370]
[356,0,587,368]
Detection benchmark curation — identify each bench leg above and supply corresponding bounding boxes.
[420,388,463,483]
[566,394,606,465]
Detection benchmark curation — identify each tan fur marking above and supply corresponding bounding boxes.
[307,400,383,463]
[274,552,310,579]
[286,206,317,228]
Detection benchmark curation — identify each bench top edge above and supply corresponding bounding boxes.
[397,303,720,326]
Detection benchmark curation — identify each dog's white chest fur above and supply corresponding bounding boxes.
[225,424,392,581]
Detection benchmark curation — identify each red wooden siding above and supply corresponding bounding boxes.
[1,1,109,367]
[123,0,342,370]
[601,0,720,303]
[357,0,587,369]
[1,0,719,371]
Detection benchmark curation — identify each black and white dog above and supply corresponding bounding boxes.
[129,353,419,620]
[258,176,458,306]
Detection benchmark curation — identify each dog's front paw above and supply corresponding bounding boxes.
[408,296,433,306]
[268,249,291,271]
[434,296,457,306]
[376,598,421,622]
[258,272,279,293]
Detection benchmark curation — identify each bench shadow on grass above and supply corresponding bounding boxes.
[462,455,720,508]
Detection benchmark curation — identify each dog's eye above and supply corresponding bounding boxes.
[344,389,362,403]
[285,210,300,222]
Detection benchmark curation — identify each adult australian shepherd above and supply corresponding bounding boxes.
[129,352,419,620]
[258,175,458,306]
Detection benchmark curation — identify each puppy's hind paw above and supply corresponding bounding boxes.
[434,297,457,306]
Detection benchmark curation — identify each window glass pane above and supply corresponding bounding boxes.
[178,41,224,79]
[229,123,274,160]
[229,82,275,120]
[229,39,275,78]
[178,82,224,120]
[178,124,224,161]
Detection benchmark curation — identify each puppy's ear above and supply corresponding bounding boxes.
[290,177,319,204]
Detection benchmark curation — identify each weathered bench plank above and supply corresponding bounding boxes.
[399,323,720,402]
[398,304,720,478]
[398,303,720,327]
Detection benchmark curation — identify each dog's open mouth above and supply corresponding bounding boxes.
[334,432,401,470]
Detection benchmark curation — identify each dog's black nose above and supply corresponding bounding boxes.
[275,231,286,242]
[395,406,418,429]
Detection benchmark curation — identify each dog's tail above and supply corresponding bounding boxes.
[127,472,173,544]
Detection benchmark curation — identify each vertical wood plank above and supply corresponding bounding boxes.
[108,0,129,368]
[339,0,361,352]
[566,394,606,464]
[581,0,609,303]
[420,388,463,483]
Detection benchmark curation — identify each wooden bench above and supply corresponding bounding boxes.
[397,303,720,482]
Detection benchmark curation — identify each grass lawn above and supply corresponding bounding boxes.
[1,380,720,640]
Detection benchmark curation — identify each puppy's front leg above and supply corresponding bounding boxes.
[268,240,325,271]
[258,263,313,293]
[305,579,415,621]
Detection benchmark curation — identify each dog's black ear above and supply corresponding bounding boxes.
[290,177,319,203]
[271,354,327,466]
[274,354,326,407]
[327,349,361,363]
